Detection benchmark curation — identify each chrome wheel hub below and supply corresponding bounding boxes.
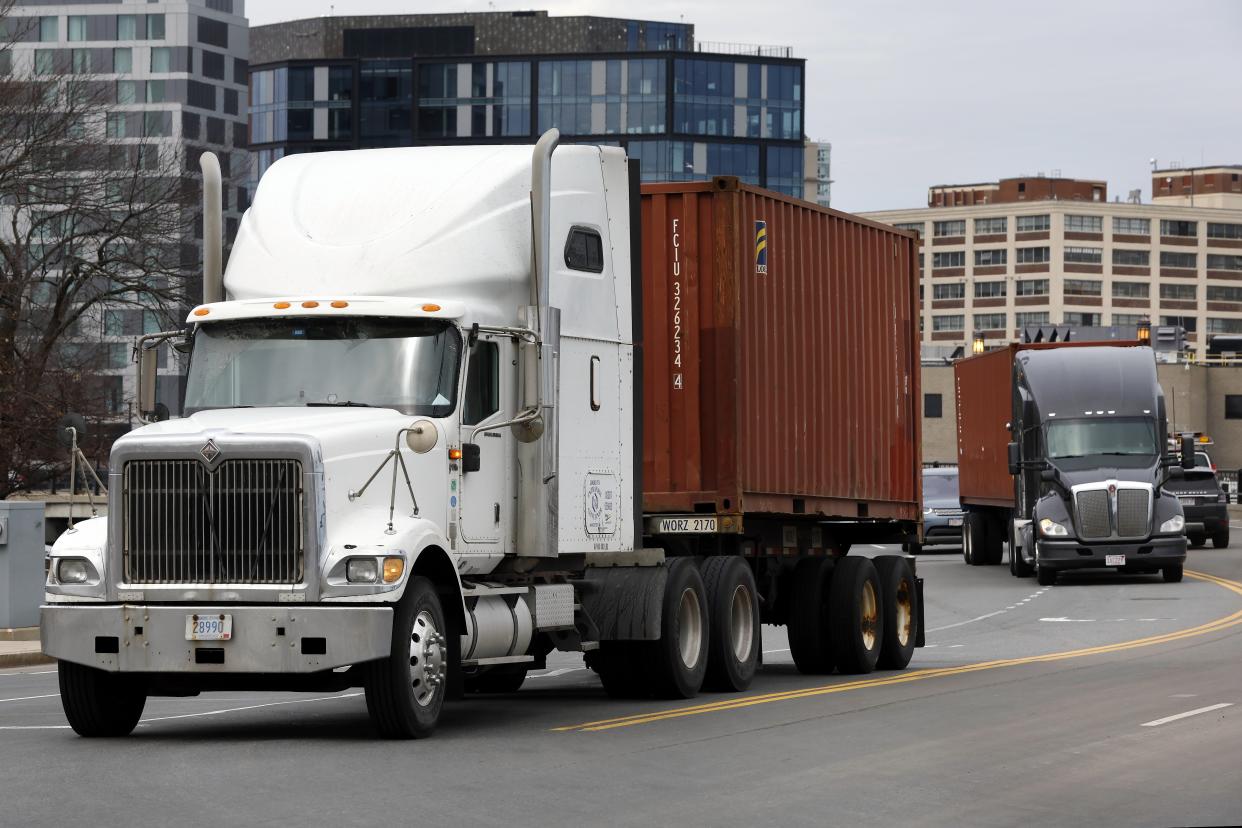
[730,584,755,662]
[860,581,879,651]
[409,610,446,707]
[677,587,703,670]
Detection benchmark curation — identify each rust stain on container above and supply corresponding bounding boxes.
[640,178,922,521]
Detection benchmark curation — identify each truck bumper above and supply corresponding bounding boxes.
[41,604,393,674]
[1036,535,1187,572]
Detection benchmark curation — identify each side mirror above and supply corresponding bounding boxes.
[1007,442,1020,476]
[139,345,158,417]
[1040,468,1056,484]
[1180,436,1194,469]
[461,442,481,473]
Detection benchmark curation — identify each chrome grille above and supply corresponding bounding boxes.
[1075,490,1111,540]
[123,459,304,584]
[1116,489,1152,538]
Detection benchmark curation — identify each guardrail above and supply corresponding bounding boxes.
[695,41,793,57]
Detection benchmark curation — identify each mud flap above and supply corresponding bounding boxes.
[915,576,926,648]
[580,565,668,641]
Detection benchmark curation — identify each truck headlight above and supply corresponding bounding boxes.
[1159,515,1185,534]
[1038,517,1069,537]
[56,557,95,584]
[346,558,380,584]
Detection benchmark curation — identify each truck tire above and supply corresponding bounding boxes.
[1163,564,1184,583]
[1010,522,1035,578]
[962,512,986,566]
[788,557,835,674]
[1036,565,1057,586]
[463,665,528,694]
[1188,534,1206,549]
[591,642,649,699]
[1213,529,1229,549]
[983,514,1006,565]
[829,556,884,675]
[365,576,447,739]
[58,661,146,737]
[873,556,917,670]
[641,557,709,699]
[701,555,761,692]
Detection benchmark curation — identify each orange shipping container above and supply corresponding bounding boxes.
[639,178,921,525]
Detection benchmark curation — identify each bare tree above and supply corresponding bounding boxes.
[0,2,197,497]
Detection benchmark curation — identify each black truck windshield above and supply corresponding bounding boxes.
[1045,417,1158,460]
[183,317,462,416]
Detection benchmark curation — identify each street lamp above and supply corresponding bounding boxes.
[972,330,985,355]
[1137,317,1151,345]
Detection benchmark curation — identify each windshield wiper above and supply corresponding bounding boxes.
[306,401,372,407]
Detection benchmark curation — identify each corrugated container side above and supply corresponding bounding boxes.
[954,346,1017,507]
[640,179,920,522]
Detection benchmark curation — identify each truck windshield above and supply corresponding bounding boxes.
[1045,417,1158,460]
[183,317,462,416]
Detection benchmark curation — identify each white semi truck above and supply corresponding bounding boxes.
[42,132,924,738]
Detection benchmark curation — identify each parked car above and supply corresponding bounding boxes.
[907,466,963,553]
[1165,466,1230,548]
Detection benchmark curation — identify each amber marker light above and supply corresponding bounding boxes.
[448,448,462,461]
[382,557,404,584]
[301,300,320,308]
[273,301,291,309]
[193,307,210,316]
[421,303,441,312]
[331,300,349,308]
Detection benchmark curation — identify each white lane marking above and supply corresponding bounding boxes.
[1170,693,1198,698]
[1140,703,1233,728]
[0,693,58,703]
[0,725,71,730]
[529,667,581,679]
[0,670,58,678]
[139,692,363,724]
[925,609,1006,633]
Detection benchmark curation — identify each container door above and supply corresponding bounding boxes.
[458,335,512,548]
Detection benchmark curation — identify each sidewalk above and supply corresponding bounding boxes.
[0,628,52,669]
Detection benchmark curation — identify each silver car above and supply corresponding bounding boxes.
[909,466,962,554]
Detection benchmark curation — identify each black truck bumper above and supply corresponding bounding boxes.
[1037,535,1187,572]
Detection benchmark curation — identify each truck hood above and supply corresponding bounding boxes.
[1054,463,1160,489]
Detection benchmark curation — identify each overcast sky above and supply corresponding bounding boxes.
[248,0,1242,212]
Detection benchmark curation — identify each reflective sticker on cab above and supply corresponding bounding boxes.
[584,473,618,535]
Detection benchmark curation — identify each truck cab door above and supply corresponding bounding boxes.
[458,335,512,549]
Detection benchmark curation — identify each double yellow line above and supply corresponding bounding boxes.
[554,569,1242,733]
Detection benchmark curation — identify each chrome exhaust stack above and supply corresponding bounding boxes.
[199,151,223,304]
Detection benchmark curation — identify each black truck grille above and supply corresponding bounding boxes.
[1074,486,1151,541]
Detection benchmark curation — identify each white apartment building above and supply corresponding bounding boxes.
[863,169,1242,360]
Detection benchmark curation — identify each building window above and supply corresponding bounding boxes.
[932,315,964,332]
[1064,279,1102,296]
[1016,311,1050,327]
[39,16,58,42]
[116,14,136,40]
[974,280,1006,298]
[143,111,171,137]
[1207,254,1242,271]
[974,313,1006,330]
[974,249,1007,266]
[1207,285,1242,303]
[1064,246,1103,264]
[1016,246,1050,264]
[932,283,964,300]
[1016,278,1049,296]
[933,220,965,238]
[201,50,225,80]
[71,48,92,74]
[1112,248,1150,267]
[106,112,128,138]
[113,47,132,73]
[1225,395,1242,420]
[1160,251,1197,269]
[673,58,736,137]
[1161,315,1197,332]
[1160,283,1197,301]
[145,79,166,103]
[1112,313,1145,326]
[116,80,138,104]
[924,393,942,418]
[1016,214,1050,232]
[1160,219,1197,238]
[1208,318,1242,335]
[67,15,87,42]
[1207,222,1242,240]
[146,13,165,40]
[187,80,216,110]
[1064,312,1101,326]
[34,49,55,75]
[932,251,965,269]
[1112,281,1149,299]
[196,16,227,47]
[894,221,923,236]
[974,217,1007,235]
[1065,214,1102,233]
[1113,217,1150,235]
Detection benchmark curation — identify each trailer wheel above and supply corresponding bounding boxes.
[58,661,146,738]
[1188,534,1206,549]
[463,665,528,694]
[962,512,987,566]
[829,556,884,675]
[1162,564,1184,583]
[1213,529,1230,549]
[983,514,1006,565]
[702,555,761,692]
[365,576,446,739]
[873,556,917,670]
[642,557,709,699]
[788,557,835,674]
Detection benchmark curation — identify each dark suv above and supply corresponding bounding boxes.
[1164,466,1229,548]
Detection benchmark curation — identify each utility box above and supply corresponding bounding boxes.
[0,501,45,629]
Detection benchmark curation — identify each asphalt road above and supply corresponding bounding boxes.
[3,543,1241,827]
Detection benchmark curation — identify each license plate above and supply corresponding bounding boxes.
[655,516,718,534]
[1178,496,1195,505]
[948,518,963,527]
[186,613,232,641]
[1105,554,1126,567]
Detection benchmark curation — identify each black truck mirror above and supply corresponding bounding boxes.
[461,442,481,473]
[1007,442,1020,475]
[1040,468,1056,483]
[1180,436,1195,469]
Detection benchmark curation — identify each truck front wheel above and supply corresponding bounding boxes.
[701,555,761,692]
[58,661,146,737]
[365,576,447,739]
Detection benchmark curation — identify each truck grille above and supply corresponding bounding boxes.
[1074,486,1151,541]
[123,459,304,584]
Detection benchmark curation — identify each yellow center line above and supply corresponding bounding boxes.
[554,569,1242,733]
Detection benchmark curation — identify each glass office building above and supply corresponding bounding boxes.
[248,12,806,197]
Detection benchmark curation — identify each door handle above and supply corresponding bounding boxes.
[493,502,500,523]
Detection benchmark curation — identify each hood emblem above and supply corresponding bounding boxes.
[200,439,221,463]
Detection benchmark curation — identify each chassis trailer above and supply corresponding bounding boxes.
[954,341,1190,585]
[42,133,924,738]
